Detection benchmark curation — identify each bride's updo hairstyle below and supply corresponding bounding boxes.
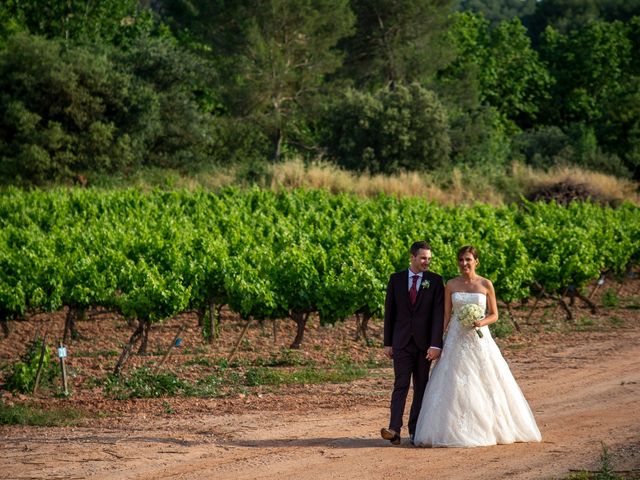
[457,245,479,260]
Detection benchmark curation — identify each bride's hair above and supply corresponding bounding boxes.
[457,245,479,260]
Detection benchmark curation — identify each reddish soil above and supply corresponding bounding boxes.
[1,278,639,480]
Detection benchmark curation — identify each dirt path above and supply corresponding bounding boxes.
[2,325,639,480]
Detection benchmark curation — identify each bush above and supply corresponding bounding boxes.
[321,83,451,174]
[0,33,224,184]
[447,105,511,167]
[5,338,55,394]
[0,34,154,183]
[104,367,186,399]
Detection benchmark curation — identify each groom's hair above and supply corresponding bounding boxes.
[410,241,431,256]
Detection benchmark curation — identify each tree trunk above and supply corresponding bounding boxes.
[1,315,8,338]
[289,311,309,349]
[208,297,217,343]
[360,313,371,342]
[196,307,205,327]
[228,316,253,363]
[113,319,145,376]
[525,286,545,324]
[63,306,80,343]
[504,302,521,332]
[575,291,598,314]
[355,312,372,343]
[272,128,283,162]
[138,319,151,354]
[554,295,573,321]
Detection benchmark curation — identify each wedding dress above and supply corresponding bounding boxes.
[414,292,542,447]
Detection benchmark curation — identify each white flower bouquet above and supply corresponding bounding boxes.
[457,303,485,338]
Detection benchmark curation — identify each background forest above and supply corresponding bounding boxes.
[1,0,639,192]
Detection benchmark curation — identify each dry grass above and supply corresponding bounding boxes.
[510,163,640,204]
[91,159,639,206]
[266,159,639,206]
[268,159,455,203]
[268,158,640,205]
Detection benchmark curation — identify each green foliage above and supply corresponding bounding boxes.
[459,0,537,25]
[0,189,639,349]
[322,83,451,174]
[441,12,551,129]
[602,288,620,308]
[0,34,151,183]
[489,317,514,338]
[112,36,220,169]
[0,0,156,46]
[0,401,83,426]
[340,0,456,87]
[104,367,187,399]
[539,19,640,177]
[566,442,626,480]
[4,339,55,394]
[206,0,356,160]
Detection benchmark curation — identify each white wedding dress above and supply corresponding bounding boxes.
[414,292,542,447]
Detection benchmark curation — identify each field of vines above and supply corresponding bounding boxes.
[1,188,638,369]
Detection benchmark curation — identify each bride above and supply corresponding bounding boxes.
[414,246,542,447]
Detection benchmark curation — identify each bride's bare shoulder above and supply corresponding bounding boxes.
[478,276,495,292]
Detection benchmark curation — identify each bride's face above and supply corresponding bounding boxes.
[458,252,478,275]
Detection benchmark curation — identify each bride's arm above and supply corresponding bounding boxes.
[476,279,499,327]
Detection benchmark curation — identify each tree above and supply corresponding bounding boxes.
[526,0,640,42]
[339,0,456,88]
[234,0,355,160]
[158,0,355,161]
[112,36,219,168]
[438,13,551,130]
[538,19,640,177]
[322,83,450,174]
[0,0,156,45]
[459,0,537,25]
[0,34,154,183]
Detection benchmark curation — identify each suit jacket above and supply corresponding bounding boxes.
[383,269,445,350]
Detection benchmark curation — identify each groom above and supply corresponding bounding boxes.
[381,241,444,446]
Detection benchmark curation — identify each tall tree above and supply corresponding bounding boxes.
[459,0,537,25]
[438,12,551,130]
[527,0,640,42]
[159,0,355,161]
[539,19,640,177]
[339,0,456,88]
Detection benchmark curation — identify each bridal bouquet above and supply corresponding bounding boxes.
[458,303,485,338]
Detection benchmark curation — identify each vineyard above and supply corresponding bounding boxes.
[1,188,639,373]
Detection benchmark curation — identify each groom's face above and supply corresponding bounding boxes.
[410,248,432,273]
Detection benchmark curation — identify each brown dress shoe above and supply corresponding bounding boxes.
[380,428,401,445]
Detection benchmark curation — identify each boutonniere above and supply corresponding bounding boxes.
[421,279,430,290]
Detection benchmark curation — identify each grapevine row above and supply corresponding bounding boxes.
[0,188,638,355]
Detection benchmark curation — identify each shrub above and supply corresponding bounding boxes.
[321,83,451,174]
[5,338,55,394]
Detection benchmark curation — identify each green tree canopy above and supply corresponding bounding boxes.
[339,0,456,88]
[439,12,551,130]
[321,83,451,174]
[0,0,155,45]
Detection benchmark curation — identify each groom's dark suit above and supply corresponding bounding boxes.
[384,269,444,438]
